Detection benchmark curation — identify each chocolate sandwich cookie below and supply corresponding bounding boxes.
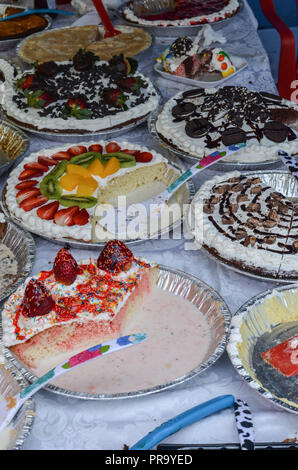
[185,118,212,138]
[182,88,205,100]
[172,102,196,119]
[263,121,290,143]
[222,127,247,146]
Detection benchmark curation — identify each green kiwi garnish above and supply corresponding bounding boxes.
[58,195,97,209]
[101,152,136,168]
[70,152,101,167]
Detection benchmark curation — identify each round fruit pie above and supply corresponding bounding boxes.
[0,52,159,134]
[123,0,240,27]
[3,140,172,243]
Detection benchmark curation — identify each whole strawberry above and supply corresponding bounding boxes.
[22,279,55,318]
[63,97,92,120]
[53,248,78,285]
[24,89,53,108]
[118,76,143,95]
[102,88,127,109]
[16,74,35,90]
[97,240,135,274]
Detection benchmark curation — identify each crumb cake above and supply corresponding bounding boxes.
[189,171,298,279]
[0,5,49,41]
[4,140,169,242]
[17,25,152,64]
[123,0,240,27]
[0,53,159,134]
[156,86,298,164]
[2,242,158,367]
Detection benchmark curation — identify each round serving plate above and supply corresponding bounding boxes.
[0,357,35,449]
[119,0,243,37]
[0,219,35,303]
[16,23,154,66]
[0,119,30,177]
[1,157,195,249]
[0,5,52,52]
[3,264,231,400]
[148,108,284,171]
[185,170,298,284]
[3,90,162,143]
[227,283,298,414]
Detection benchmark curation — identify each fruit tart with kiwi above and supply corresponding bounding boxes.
[0,52,159,134]
[3,140,169,243]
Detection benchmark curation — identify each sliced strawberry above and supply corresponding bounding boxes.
[36,201,59,220]
[24,162,49,172]
[105,142,121,153]
[67,145,87,157]
[20,195,48,212]
[38,156,57,167]
[16,188,41,205]
[88,144,103,154]
[51,151,71,161]
[54,206,79,226]
[72,208,89,226]
[18,169,43,181]
[97,240,135,274]
[135,151,153,163]
[15,180,38,190]
[120,149,141,157]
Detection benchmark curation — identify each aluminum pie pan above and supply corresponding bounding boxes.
[0,119,30,177]
[1,157,195,249]
[3,264,231,400]
[185,170,298,284]
[148,108,285,171]
[0,219,35,303]
[16,23,154,66]
[3,92,161,143]
[227,283,298,414]
[0,358,35,449]
[0,8,52,52]
[119,0,243,37]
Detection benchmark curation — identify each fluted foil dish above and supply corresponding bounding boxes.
[0,219,35,303]
[227,284,298,414]
[0,358,35,449]
[0,120,30,177]
[4,265,231,400]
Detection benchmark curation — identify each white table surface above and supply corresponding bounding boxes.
[1,0,297,450]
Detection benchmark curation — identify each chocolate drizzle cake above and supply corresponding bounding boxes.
[190,171,298,279]
[156,86,298,164]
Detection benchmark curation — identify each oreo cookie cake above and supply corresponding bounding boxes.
[0,52,159,134]
[156,86,298,164]
[189,171,298,280]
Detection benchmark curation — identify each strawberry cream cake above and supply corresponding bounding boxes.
[2,241,158,367]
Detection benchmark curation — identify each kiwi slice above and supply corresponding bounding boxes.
[58,195,97,209]
[70,152,101,167]
[47,159,68,179]
[40,176,62,200]
[102,152,136,168]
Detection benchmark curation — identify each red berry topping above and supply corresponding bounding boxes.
[72,208,89,226]
[105,142,121,153]
[15,180,38,190]
[88,144,103,153]
[120,149,141,157]
[135,152,153,163]
[37,201,59,220]
[24,162,49,172]
[51,151,71,161]
[20,195,48,212]
[18,169,43,181]
[53,248,78,285]
[16,188,41,205]
[22,279,55,318]
[38,156,57,166]
[54,206,79,226]
[97,240,135,274]
[67,145,87,156]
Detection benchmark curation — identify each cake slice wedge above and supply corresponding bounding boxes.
[2,241,158,368]
[261,334,298,377]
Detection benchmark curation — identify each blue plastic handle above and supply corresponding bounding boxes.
[130,394,235,450]
[0,9,75,22]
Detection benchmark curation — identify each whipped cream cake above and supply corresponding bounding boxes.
[156,86,298,164]
[3,140,170,242]
[123,0,240,27]
[2,242,158,367]
[189,171,298,279]
[0,53,159,134]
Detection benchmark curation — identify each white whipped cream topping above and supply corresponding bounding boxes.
[2,257,155,347]
[0,59,159,132]
[5,140,167,242]
[188,171,298,276]
[156,88,298,163]
[123,0,239,27]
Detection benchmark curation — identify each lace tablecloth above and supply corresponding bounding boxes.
[1,0,298,450]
